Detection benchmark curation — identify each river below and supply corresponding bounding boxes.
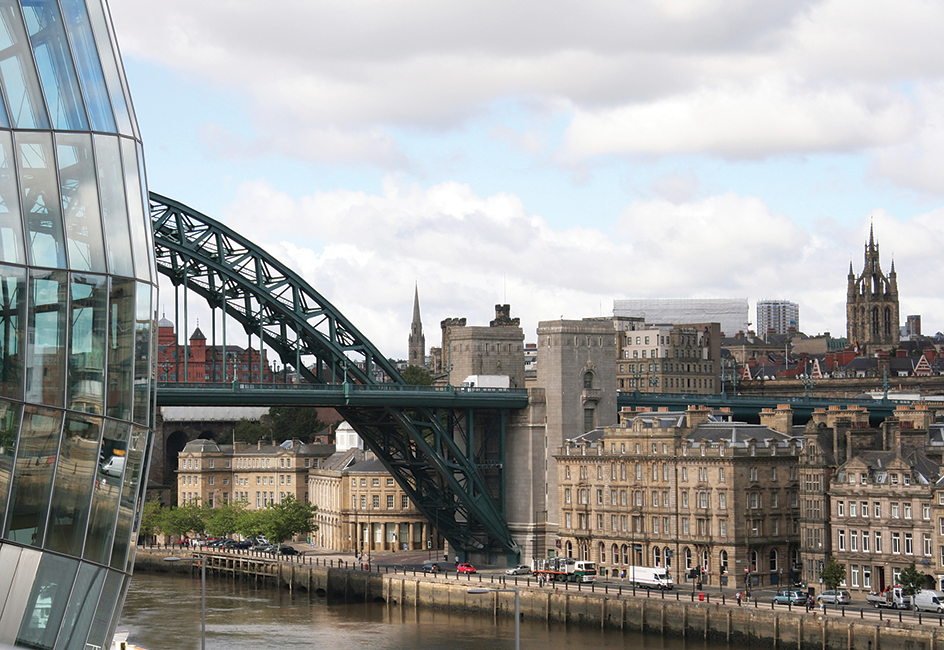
[117,572,721,650]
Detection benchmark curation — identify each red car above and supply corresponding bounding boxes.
[457,563,476,574]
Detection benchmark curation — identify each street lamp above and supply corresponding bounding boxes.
[164,553,206,650]
[468,587,519,650]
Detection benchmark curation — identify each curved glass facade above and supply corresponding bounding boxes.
[0,1,155,649]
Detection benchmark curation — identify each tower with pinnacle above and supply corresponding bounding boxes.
[846,226,899,352]
[408,284,426,368]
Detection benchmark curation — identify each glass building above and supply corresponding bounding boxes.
[0,0,156,648]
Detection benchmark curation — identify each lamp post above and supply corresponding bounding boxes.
[468,587,519,650]
[164,553,206,650]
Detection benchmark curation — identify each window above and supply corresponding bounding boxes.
[652,491,659,507]
[682,518,689,535]
[719,520,727,537]
[771,467,778,481]
[862,501,869,518]
[925,534,933,557]
[749,467,758,482]
[924,503,931,520]
[874,502,881,518]
[891,502,899,518]
[719,468,725,482]
[597,489,603,505]
[698,467,707,482]
[904,503,912,519]
[565,513,572,529]
[849,502,856,517]
[681,467,688,482]
[681,492,689,508]
[862,532,870,552]
[372,478,380,486]
[837,501,844,516]
[719,493,726,509]
[905,533,914,555]
[838,530,846,551]
[851,530,858,551]
[401,495,409,509]
[372,495,380,508]
[892,532,901,554]
[875,532,882,554]
[565,488,571,504]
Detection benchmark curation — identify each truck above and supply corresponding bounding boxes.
[866,586,910,609]
[533,557,597,583]
[461,375,510,389]
[625,566,674,589]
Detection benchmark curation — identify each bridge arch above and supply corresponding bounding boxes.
[149,193,517,556]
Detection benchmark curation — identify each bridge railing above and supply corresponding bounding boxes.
[156,381,528,396]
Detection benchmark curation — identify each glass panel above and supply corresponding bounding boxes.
[92,135,131,277]
[0,545,40,640]
[134,144,155,279]
[0,265,25,399]
[45,413,101,556]
[83,570,121,650]
[105,277,132,420]
[3,405,62,546]
[26,269,66,407]
[0,0,47,128]
[58,0,115,132]
[67,273,106,413]
[15,554,78,650]
[0,131,23,264]
[131,282,151,426]
[57,133,105,273]
[0,400,22,534]
[17,132,66,269]
[110,424,145,570]
[82,419,127,565]
[53,562,104,650]
[124,426,150,573]
[120,138,149,282]
[82,0,130,136]
[21,0,88,130]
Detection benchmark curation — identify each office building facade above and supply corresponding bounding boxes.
[756,300,799,336]
[0,1,155,648]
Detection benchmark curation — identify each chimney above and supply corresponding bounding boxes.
[686,405,712,429]
[257,440,262,450]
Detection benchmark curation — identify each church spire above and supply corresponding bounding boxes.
[408,283,426,368]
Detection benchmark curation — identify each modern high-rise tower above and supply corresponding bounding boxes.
[756,300,799,336]
[0,1,156,648]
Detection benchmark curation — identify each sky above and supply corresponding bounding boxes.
[109,0,944,360]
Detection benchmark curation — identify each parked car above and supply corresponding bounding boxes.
[773,590,807,606]
[505,565,531,575]
[422,563,442,572]
[232,540,252,549]
[817,590,851,605]
[279,545,299,556]
[457,563,476,574]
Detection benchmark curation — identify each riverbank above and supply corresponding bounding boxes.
[134,548,942,650]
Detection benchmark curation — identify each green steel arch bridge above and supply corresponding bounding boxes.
[149,192,527,560]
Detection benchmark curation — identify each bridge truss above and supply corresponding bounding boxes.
[149,193,519,557]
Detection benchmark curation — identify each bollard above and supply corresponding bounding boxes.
[722,595,725,605]
[842,608,845,617]
[899,611,902,623]
[676,591,679,601]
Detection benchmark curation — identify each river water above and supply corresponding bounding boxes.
[117,572,722,650]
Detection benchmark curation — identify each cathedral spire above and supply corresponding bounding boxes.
[408,283,426,368]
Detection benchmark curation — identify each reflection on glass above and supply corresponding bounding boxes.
[21,0,88,130]
[54,562,105,650]
[83,419,127,565]
[132,282,151,426]
[0,1,47,128]
[68,273,106,413]
[0,399,22,531]
[120,139,149,282]
[46,413,102,557]
[84,569,121,650]
[82,0,130,136]
[3,405,62,546]
[93,135,131,277]
[106,278,133,420]
[26,269,66,407]
[58,0,115,132]
[17,132,66,268]
[0,264,25,399]
[57,133,105,272]
[0,131,23,264]
[112,424,147,572]
[15,553,78,649]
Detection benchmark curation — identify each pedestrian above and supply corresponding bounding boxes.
[806,595,813,612]
[454,555,459,566]
[736,592,741,606]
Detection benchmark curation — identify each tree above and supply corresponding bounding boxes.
[233,418,269,444]
[268,407,328,443]
[820,556,846,590]
[899,561,926,597]
[256,495,318,544]
[401,365,433,386]
[138,500,164,542]
[204,502,249,538]
[159,502,208,539]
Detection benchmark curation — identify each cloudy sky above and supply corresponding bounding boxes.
[110,0,944,359]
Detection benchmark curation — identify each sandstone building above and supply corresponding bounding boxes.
[847,227,900,352]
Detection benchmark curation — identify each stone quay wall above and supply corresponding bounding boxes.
[135,550,941,650]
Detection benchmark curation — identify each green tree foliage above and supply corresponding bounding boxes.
[233,418,269,444]
[898,561,926,597]
[204,502,249,538]
[820,556,846,590]
[267,407,327,443]
[401,365,433,386]
[256,495,319,544]
[138,500,164,540]
[160,502,208,538]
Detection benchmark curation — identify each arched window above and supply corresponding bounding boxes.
[621,545,629,565]
[581,543,589,561]
[750,549,758,572]
[769,549,778,572]
[599,542,606,563]
[612,544,619,564]
[653,547,662,567]
[684,547,693,569]
[720,550,728,573]
[565,541,573,558]
[583,371,593,389]
[664,547,672,568]
[702,549,709,570]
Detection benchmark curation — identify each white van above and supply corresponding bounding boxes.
[913,590,944,613]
